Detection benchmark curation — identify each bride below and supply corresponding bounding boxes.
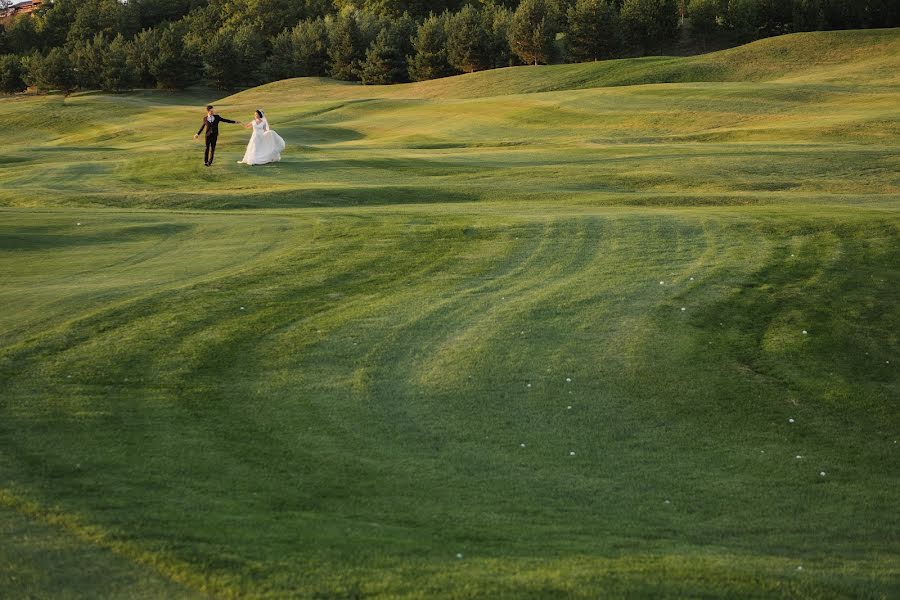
[238,109,285,165]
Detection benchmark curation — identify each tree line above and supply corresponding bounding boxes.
[0,0,896,94]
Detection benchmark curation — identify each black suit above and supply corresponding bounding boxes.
[197,114,236,165]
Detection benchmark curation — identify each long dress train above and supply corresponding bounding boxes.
[239,118,285,165]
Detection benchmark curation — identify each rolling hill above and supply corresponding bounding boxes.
[0,28,898,599]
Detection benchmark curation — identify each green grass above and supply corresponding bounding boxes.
[0,29,898,598]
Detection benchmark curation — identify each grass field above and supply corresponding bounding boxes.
[1,28,898,598]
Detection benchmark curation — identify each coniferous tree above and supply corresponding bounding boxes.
[264,17,330,81]
[620,0,680,51]
[687,0,719,47]
[446,4,492,73]
[203,23,267,89]
[67,0,136,44]
[232,24,268,84]
[32,0,78,49]
[792,0,825,32]
[181,4,220,53]
[127,28,159,88]
[327,13,364,80]
[265,28,296,81]
[484,3,518,68]
[204,29,242,89]
[4,14,40,54]
[750,0,793,36]
[867,0,899,27]
[359,27,408,84]
[724,0,758,38]
[130,0,205,30]
[24,47,76,93]
[820,0,866,30]
[408,13,456,81]
[0,54,27,93]
[354,9,385,51]
[509,0,557,66]
[69,33,106,89]
[391,11,417,61]
[153,22,202,89]
[101,33,136,91]
[293,18,329,76]
[566,0,621,61]
[233,0,316,37]
[725,0,793,39]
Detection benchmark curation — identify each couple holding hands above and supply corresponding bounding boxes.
[194,105,286,167]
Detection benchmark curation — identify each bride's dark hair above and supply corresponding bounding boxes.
[255,109,264,119]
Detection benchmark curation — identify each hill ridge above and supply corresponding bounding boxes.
[224,28,900,105]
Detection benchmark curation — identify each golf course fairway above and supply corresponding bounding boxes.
[1,28,898,599]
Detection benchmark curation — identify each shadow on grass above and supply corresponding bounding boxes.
[71,86,224,107]
[166,186,480,209]
[265,125,365,145]
[0,223,194,251]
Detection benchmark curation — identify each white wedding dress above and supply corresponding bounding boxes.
[239,118,285,165]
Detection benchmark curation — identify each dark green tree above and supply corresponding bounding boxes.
[67,0,136,44]
[792,0,824,32]
[153,22,202,89]
[233,23,268,82]
[69,33,106,89]
[203,30,240,88]
[101,33,137,91]
[620,0,680,51]
[5,14,40,54]
[509,0,558,65]
[391,11,417,61]
[866,0,900,27]
[24,47,76,93]
[724,0,758,37]
[687,0,719,47]
[820,0,865,30]
[129,0,206,30]
[725,0,791,38]
[33,0,78,49]
[566,0,622,61]
[203,25,266,89]
[0,54,27,94]
[408,13,457,81]
[327,13,364,80]
[212,0,331,37]
[264,27,296,81]
[336,0,465,20]
[446,4,492,72]
[127,28,159,88]
[484,3,518,68]
[752,0,792,36]
[359,27,408,84]
[354,9,385,51]
[180,3,221,50]
[294,18,330,76]
[548,0,576,29]
[264,17,330,81]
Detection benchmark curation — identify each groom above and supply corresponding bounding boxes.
[194,105,241,166]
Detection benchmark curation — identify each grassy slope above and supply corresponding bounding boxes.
[0,29,898,599]
[0,31,897,210]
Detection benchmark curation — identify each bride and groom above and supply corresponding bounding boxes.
[194,105,286,166]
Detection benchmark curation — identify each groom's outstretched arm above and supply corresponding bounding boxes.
[219,116,236,124]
